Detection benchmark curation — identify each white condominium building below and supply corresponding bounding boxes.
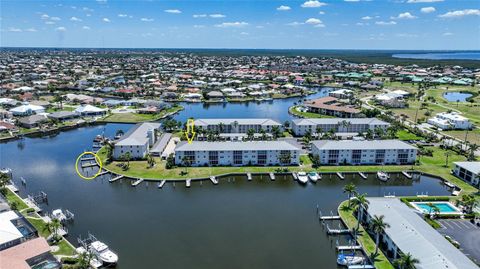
[453,162,480,188]
[174,141,301,166]
[113,122,161,160]
[427,112,472,130]
[194,118,282,133]
[311,139,417,165]
[291,118,390,136]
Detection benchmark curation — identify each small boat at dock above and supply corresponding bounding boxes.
[402,171,413,179]
[308,171,319,182]
[158,180,166,189]
[358,172,367,179]
[444,181,455,188]
[78,233,118,266]
[297,172,308,184]
[337,253,365,266]
[336,172,345,180]
[377,171,389,182]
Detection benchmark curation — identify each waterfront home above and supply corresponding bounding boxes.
[9,104,45,116]
[74,104,107,117]
[427,112,472,130]
[18,115,48,128]
[113,122,161,160]
[194,118,282,134]
[0,211,38,250]
[47,111,79,122]
[0,237,60,269]
[453,161,480,188]
[174,141,301,166]
[358,198,478,269]
[328,89,353,99]
[303,97,361,118]
[0,121,17,133]
[374,93,406,108]
[291,118,389,137]
[311,140,417,165]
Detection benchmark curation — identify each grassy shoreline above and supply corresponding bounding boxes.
[99,105,184,123]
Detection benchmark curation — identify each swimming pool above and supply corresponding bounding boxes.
[411,202,462,214]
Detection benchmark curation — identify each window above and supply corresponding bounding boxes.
[375,149,385,164]
[233,151,243,165]
[352,150,362,164]
[397,149,409,164]
[258,150,267,165]
[209,151,218,166]
[328,150,339,164]
[183,151,196,164]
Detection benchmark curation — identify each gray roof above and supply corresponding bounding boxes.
[366,198,478,269]
[311,139,416,150]
[115,122,161,146]
[150,133,172,154]
[175,141,301,151]
[454,162,480,174]
[194,118,282,126]
[48,111,78,119]
[292,118,390,126]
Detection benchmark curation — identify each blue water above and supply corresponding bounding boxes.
[415,203,458,213]
[392,52,480,60]
[443,92,473,102]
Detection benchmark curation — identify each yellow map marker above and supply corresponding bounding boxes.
[185,118,196,144]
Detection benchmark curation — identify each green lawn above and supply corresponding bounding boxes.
[5,188,29,210]
[100,106,183,123]
[396,130,422,141]
[442,129,480,145]
[338,201,394,269]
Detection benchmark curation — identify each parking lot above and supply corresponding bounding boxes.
[437,219,480,265]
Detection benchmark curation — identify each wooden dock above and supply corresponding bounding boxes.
[158,180,166,189]
[269,173,275,181]
[131,178,144,187]
[336,245,362,251]
[6,184,19,193]
[320,215,341,220]
[247,173,252,181]
[348,265,375,269]
[358,172,367,179]
[98,170,109,176]
[336,172,345,180]
[186,179,191,188]
[109,175,123,183]
[81,162,98,168]
[402,171,412,179]
[81,157,96,161]
[327,228,350,235]
[210,176,218,185]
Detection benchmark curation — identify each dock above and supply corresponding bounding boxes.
[320,215,341,220]
[348,265,375,269]
[358,172,367,179]
[81,157,96,161]
[292,172,298,180]
[336,172,345,180]
[402,171,412,179]
[158,180,166,189]
[131,178,144,187]
[269,173,275,181]
[81,162,98,168]
[109,175,123,183]
[6,184,19,193]
[336,245,362,251]
[186,179,191,188]
[247,173,252,181]
[210,176,218,185]
[98,170,109,176]
[327,227,350,235]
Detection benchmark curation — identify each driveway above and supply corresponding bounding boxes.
[437,219,480,265]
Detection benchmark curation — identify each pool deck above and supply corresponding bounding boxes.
[410,201,463,215]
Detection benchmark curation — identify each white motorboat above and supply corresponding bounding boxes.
[75,247,103,268]
[377,171,389,182]
[51,209,67,222]
[297,172,309,184]
[337,253,366,266]
[444,181,455,188]
[308,171,319,182]
[90,240,119,265]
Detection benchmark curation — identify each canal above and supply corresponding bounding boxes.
[0,93,453,269]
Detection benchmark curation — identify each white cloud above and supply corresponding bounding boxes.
[40,14,49,20]
[407,0,442,3]
[209,14,226,18]
[391,12,417,19]
[55,26,66,31]
[70,16,82,22]
[193,14,207,18]
[356,22,369,26]
[301,1,327,8]
[50,16,61,21]
[102,18,111,22]
[362,16,372,20]
[286,21,304,26]
[193,24,205,28]
[319,11,325,15]
[140,18,154,22]
[305,18,322,24]
[375,21,397,25]
[165,9,182,14]
[442,32,453,36]
[240,32,249,35]
[45,21,55,25]
[118,14,128,18]
[25,28,37,32]
[215,21,248,28]
[277,5,291,11]
[421,7,436,13]
[395,33,418,37]
[439,9,480,18]
[7,27,22,32]
[82,26,91,30]
[96,0,107,3]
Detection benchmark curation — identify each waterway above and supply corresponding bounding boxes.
[0,95,453,269]
[392,52,480,60]
[443,92,473,102]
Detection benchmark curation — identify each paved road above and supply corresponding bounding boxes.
[437,219,480,265]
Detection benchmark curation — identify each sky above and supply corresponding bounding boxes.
[1,0,479,50]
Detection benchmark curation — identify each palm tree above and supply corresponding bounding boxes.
[468,143,478,161]
[343,183,357,207]
[46,218,62,241]
[181,156,191,175]
[272,126,281,139]
[77,251,94,269]
[393,252,420,269]
[426,202,440,217]
[444,151,451,167]
[247,128,255,141]
[351,193,369,240]
[370,214,390,256]
[460,194,477,214]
